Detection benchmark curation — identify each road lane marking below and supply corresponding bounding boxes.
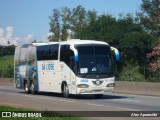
[85,103,104,107]
[115,107,140,111]
[140,95,160,99]
[116,99,141,103]
[58,99,76,103]
[114,92,160,99]
[85,103,112,108]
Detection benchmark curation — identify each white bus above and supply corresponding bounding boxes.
[14,39,120,98]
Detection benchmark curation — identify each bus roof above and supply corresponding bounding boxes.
[17,39,109,47]
[65,39,109,46]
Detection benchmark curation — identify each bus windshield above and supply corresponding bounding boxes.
[76,45,114,75]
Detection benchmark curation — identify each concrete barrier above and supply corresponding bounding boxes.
[0,78,14,86]
[115,81,160,96]
[0,78,160,96]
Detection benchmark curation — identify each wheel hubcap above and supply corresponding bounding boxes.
[25,84,28,92]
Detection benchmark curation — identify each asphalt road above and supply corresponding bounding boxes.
[0,85,160,120]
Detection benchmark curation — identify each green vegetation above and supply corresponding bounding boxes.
[0,45,15,56]
[0,105,81,120]
[0,55,14,69]
[0,55,14,78]
[118,63,145,82]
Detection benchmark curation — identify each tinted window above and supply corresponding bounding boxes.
[37,44,59,61]
[76,45,110,56]
[95,46,109,55]
[76,45,113,75]
[60,45,74,67]
[77,46,93,55]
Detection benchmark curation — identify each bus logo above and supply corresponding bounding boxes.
[42,64,54,70]
[80,79,88,83]
[96,79,100,85]
[2,112,11,117]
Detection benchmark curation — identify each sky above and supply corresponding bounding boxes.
[0,0,142,46]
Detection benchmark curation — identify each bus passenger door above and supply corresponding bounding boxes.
[70,57,76,94]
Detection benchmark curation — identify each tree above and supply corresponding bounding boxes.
[147,45,160,72]
[139,0,160,80]
[49,6,97,41]
[69,5,87,38]
[87,10,97,24]
[139,0,160,38]
[49,9,61,41]
[60,7,71,41]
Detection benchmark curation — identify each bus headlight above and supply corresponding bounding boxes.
[106,83,115,87]
[77,84,89,88]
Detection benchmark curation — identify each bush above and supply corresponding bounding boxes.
[4,65,14,78]
[117,63,145,82]
[146,72,160,82]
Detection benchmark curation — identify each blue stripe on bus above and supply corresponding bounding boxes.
[74,55,78,61]
[36,62,39,91]
[20,75,22,88]
[115,49,120,61]
[74,49,78,61]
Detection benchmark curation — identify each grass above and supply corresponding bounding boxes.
[0,55,14,70]
[0,105,81,120]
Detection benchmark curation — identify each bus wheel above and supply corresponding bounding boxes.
[94,94,103,99]
[62,83,69,98]
[24,81,30,94]
[30,81,36,94]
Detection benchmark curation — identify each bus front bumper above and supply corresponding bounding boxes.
[77,87,114,94]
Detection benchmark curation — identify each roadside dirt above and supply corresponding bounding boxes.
[0,78,14,86]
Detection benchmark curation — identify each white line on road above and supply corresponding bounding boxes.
[85,103,104,107]
[115,99,141,103]
[115,107,140,111]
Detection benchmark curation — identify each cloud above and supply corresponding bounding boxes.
[0,26,51,46]
[6,26,13,39]
[0,27,9,45]
[14,34,35,46]
[39,32,53,42]
[0,26,35,46]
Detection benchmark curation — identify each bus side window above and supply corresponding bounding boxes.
[60,45,75,72]
[37,44,59,61]
[60,45,70,66]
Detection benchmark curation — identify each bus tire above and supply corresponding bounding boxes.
[94,94,103,99]
[62,83,69,98]
[24,81,30,94]
[30,81,36,94]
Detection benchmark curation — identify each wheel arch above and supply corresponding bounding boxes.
[61,81,67,92]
